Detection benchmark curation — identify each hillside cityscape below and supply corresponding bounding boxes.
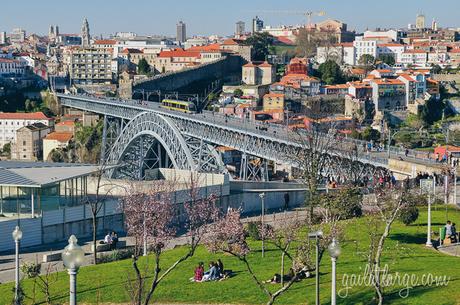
[0,5,459,305]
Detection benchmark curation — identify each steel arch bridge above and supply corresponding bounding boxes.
[57,93,390,181]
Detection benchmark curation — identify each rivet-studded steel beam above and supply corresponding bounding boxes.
[58,94,390,181]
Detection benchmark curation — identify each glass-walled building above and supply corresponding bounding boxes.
[0,161,100,218]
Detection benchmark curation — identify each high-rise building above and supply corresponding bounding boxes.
[0,31,6,44]
[252,16,264,34]
[81,18,91,47]
[70,48,113,85]
[416,14,425,29]
[235,21,245,36]
[432,19,438,31]
[10,28,26,43]
[176,21,186,43]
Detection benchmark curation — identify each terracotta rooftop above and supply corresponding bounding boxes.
[94,40,117,45]
[158,49,201,58]
[0,112,52,120]
[44,132,73,143]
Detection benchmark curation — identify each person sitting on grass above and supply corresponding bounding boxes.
[217,259,224,277]
[202,261,219,282]
[190,262,204,282]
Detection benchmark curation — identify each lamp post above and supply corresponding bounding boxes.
[12,226,22,305]
[259,192,265,258]
[420,179,435,247]
[62,235,85,305]
[308,230,323,305]
[328,238,341,305]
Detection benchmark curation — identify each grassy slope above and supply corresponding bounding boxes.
[1,206,459,305]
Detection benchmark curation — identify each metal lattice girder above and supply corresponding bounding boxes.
[58,94,390,181]
[106,112,194,178]
[184,136,225,173]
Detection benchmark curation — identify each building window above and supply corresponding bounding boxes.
[23,141,26,146]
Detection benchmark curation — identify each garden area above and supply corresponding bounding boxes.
[1,204,459,305]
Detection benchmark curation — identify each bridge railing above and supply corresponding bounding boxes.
[61,94,443,168]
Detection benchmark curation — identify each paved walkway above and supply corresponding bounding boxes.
[0,209,309,284]
[438,243,460,257]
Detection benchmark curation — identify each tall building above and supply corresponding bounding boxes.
[81,18,91,47]
[10,28,26,43]
[252,16,264,34]
[55,25,60,37]
[70,48,113,85]
[176,21,186,43]
[432,19,438,31]
[0,31,6,44]
[416,14,425,29]
[235,21,245,36]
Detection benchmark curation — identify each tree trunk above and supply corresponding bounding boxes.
[92,214,98,265]
[132,257,143,305]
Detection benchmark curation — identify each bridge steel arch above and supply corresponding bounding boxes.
[106,112,195,178]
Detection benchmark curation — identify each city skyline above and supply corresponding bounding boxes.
[1,0,460,37]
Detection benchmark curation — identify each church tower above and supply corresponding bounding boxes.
[81,18,91,47]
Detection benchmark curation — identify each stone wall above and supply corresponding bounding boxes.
[431,74,460,83]
[133,55,243,94]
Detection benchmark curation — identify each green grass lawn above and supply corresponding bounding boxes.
[1,206,459,305]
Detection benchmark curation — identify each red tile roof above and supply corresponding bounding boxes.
[0,112,51,120]
[188,43,221,52]
[264,93,284,98]
[94,39,116,45]
[44,132,73,142]
[372,78,404,85]
[0,58,21,64]
[57,121,76,126]
[158,49,201,58]
[222,38,244,46]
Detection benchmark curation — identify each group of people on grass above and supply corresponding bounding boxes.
[191,259,228,282]
[102,231,119,250]
[443,220,459,245]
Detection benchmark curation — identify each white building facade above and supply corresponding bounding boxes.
[0,113,54,148]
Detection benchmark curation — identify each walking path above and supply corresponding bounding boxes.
[0,209,309,284]
[438,243,460,257]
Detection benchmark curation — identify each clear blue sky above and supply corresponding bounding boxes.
[1,0,459,37]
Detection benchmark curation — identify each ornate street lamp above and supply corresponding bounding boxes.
[328,238,341,305]
[12,226,22,305]
[62,235,85,305]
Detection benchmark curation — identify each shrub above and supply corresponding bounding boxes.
[97,247,135,264]
[20,262,41,278]
[399,205,419,225]
[245,221,261,240]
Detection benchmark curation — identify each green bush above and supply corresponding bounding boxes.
[97,248,135,264]
[245,221,261,240]
[20,262,41,278]
[399,205,419,225]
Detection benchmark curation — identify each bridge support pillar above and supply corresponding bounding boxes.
[239,153,269,181]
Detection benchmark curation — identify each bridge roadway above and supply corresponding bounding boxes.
[57,94,440,177]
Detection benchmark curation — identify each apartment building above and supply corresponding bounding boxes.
[400,50,428,66]
[0,58,26,77]
[370,78,406,114]
[70,48,113,84]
